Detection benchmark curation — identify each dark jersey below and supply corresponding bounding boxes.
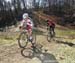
[47,20,55,28]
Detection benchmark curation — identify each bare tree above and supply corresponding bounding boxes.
[22,0,26,10]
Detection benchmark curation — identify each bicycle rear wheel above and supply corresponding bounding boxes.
[18,32,28,48]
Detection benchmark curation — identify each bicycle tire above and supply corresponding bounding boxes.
[18,32,28,48]
[21,48,34,58]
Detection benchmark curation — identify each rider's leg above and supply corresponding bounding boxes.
[26,25,32,41]
[27,29,32,41]
[28,29,35,47]
[52,27,55,37]
[50,26,53,37]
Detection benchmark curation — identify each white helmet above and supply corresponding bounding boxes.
[22,13,29,19]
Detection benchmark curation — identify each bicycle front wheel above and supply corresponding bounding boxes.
[18,32,28,48]
[21,48,34,58]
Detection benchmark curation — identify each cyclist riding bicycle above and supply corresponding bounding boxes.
[46,19,55,37]
[19,13,35,47]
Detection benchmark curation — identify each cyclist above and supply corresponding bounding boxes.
[19,13,35,47]
[46,19,55,37]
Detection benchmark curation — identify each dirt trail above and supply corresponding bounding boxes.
[0,35,59,63]
[0,43,42,63]
[0,26,75,63]
[0,26,58,63]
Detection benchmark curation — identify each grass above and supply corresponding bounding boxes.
[34,32,75,63]
[0,32,19,45]
[52,44,75,63]
[0,27,75,44]
[0,27,75,63]
[0,38,16,45]
[56,28,75,38]
[0,29,44,45]
[50,28,75,63]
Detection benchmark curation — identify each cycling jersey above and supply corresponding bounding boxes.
[47,20,55,28]
[20,18,34,30]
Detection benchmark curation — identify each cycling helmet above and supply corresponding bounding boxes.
[22,13,29,19]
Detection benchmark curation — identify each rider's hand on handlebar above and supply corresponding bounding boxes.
[19,26,22,30]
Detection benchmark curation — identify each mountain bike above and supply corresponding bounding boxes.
[18,28,36,48]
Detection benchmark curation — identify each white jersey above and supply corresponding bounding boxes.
[20,18,34,28]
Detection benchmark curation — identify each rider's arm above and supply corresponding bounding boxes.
[47,22,49,30]
[47,22,49,26]
[19,20,25,29]
[27,19,34,28]
[21,20,25,26]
